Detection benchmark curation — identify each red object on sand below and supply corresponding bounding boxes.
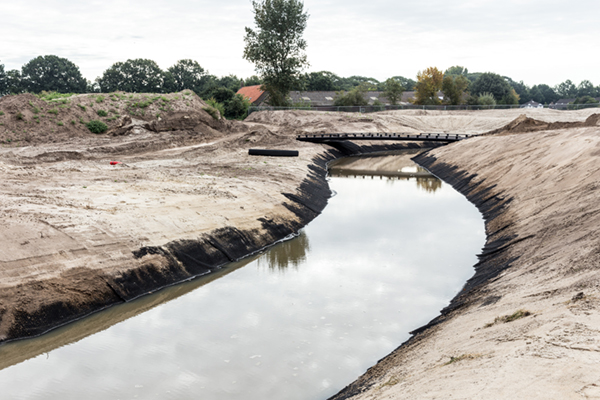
[110,161,121,165]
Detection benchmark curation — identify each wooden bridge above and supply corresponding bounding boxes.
[296,132,471,143]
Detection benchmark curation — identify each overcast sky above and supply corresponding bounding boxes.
[2,0,599,87]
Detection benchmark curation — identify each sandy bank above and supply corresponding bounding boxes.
[330,121,600,399]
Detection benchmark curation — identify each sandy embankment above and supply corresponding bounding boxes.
[331,112,600,400]
[2,103,600,399]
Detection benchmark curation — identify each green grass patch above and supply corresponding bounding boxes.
[47,108,59,115]
[57,121,64,126]
[85,120,108,134]
[444,354,481,366]
[96,95,105,103]
[96,109,108,117]
[0,111,4,116]
[78,104,87,111]
[484,310,532,328]
[37,91,75,102]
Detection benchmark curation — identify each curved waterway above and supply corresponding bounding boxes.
[0,151,485,400]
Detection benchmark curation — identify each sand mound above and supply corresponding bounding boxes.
[485,113,600,136]
[0,91,228,146]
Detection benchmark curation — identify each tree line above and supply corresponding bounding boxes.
[1,56,599,110]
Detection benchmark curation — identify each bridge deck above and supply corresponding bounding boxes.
[296,132,471,143]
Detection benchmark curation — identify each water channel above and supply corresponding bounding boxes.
[0,151,486,399]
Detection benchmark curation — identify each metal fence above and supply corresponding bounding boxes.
[248,103,600,115]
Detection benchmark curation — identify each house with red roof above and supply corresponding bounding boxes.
[236,85,268,105]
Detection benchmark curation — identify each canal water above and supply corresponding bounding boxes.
[0,151,485,400]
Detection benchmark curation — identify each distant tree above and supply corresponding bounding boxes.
[225,93,252,119]
[382,78,405,105]
[573,95,599,104]
[576,80,598,98]
[478,92,496,109]
[86,79,101,93]
[303,71,335,91]
[529,85,545,104]
[206,86,236,104]
[97,59,165,93]
[345,76,379,91]
[243,0,309,106]
[196,74,219,98]
[414,67,444,105]
[503,88,520,105]
[441,75,469,105]
[243,75,262,86]
[333,85,368,106]
[164,59,207,93]
[217,75,243,92]
[536,84,558,104]
[0,62,7,96]
[444,66,468,77]
[506,78,531,104]
[554,79,577,98]
[5,70,23,94]
[470,73,513,104]
[20,55,87,93]
[389,76,416,91]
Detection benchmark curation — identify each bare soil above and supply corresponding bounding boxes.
[1,99,600,399]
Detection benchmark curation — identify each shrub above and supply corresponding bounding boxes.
[96,109,108,117]
[204,98,224,119]
[478,92,496,109]
[85,120,108,134]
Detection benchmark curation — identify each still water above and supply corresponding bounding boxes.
[0,153,485,400]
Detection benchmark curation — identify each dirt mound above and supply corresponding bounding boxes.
[485,113,600,136]
[0,91,228,146]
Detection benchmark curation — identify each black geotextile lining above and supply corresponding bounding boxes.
[328,148,529,400]
[2,142,454,343]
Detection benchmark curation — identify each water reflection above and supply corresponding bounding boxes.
[0,152,485,400]
[257,232,310,271]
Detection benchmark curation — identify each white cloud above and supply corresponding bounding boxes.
[1,0,599,86]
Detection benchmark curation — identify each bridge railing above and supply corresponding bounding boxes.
[248,103,600,115]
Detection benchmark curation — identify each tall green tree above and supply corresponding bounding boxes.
[444,66,468,77]
[303,71,336,91]
[389,76,416,91]
[441,75,469,105]
[532,84,558,104]
[554,79,577,98]
[217,75,243,92]
[243,75,263,86]
[5,70,23,94]
[333,85,369,106]
[20,55,87,93]
[97,59,164,93]
[577,80,598,98]
[164,59,207,93]
[414,67,444,105]
[382,78,405,105]
[243,0,309,106]
[471,73,514,104]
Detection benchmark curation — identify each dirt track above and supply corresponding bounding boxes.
[2,98,600,398]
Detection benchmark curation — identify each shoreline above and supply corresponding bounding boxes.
[329,125,600,399]
[0,140,440,344]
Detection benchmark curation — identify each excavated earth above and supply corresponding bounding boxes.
[1,96,600,399]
